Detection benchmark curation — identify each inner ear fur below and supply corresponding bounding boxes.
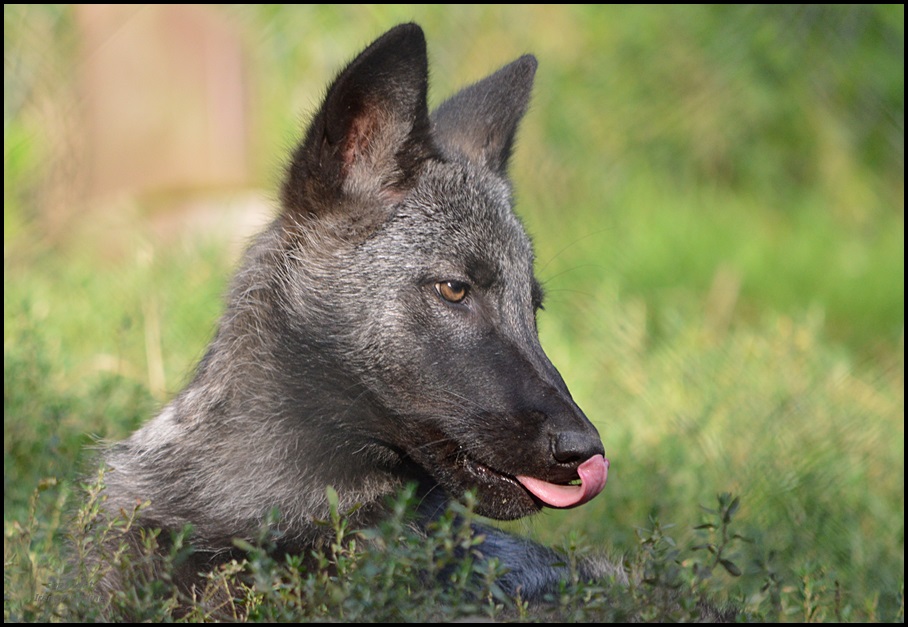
[281,23,437,219]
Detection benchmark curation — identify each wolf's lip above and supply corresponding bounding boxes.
[515,454,609,509]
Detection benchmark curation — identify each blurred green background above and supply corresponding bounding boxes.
[4,5,903,619]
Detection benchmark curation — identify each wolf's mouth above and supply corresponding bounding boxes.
[516,455,609,508]
[462,454,608,510]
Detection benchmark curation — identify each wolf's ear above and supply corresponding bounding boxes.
[282,23,435,216]
[430,55,537,176]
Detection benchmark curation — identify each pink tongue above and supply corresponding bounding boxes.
[516,454,609,509]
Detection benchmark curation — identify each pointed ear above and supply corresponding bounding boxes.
[282,23,435,217]
[430,55,537,176]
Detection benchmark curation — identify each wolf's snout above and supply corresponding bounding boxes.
[553,429,605,465]
[513,380,608,509]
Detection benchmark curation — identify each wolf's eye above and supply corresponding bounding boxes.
[435,280,469,304]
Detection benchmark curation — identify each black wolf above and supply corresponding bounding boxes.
[95,23,616,601]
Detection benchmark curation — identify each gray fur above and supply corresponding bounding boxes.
[94,23,615,601]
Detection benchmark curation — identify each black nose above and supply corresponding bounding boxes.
[553,429,604,465]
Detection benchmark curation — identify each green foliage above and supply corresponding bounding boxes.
[11,480,899,622]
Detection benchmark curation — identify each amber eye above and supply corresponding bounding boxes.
[435,280,469,304]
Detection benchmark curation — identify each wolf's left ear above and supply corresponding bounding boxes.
[430,55,537,176]
[283,23,435,216]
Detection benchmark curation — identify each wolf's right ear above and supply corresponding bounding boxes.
[282,23,435,218]
[431,55,537,176]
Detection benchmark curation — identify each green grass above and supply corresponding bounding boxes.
[4,4,903,622]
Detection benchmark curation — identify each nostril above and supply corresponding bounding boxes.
[552,431,604,465]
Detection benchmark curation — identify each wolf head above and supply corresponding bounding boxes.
[249,23,606,521]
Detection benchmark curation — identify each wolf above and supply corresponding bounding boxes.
[94,22,619,603]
